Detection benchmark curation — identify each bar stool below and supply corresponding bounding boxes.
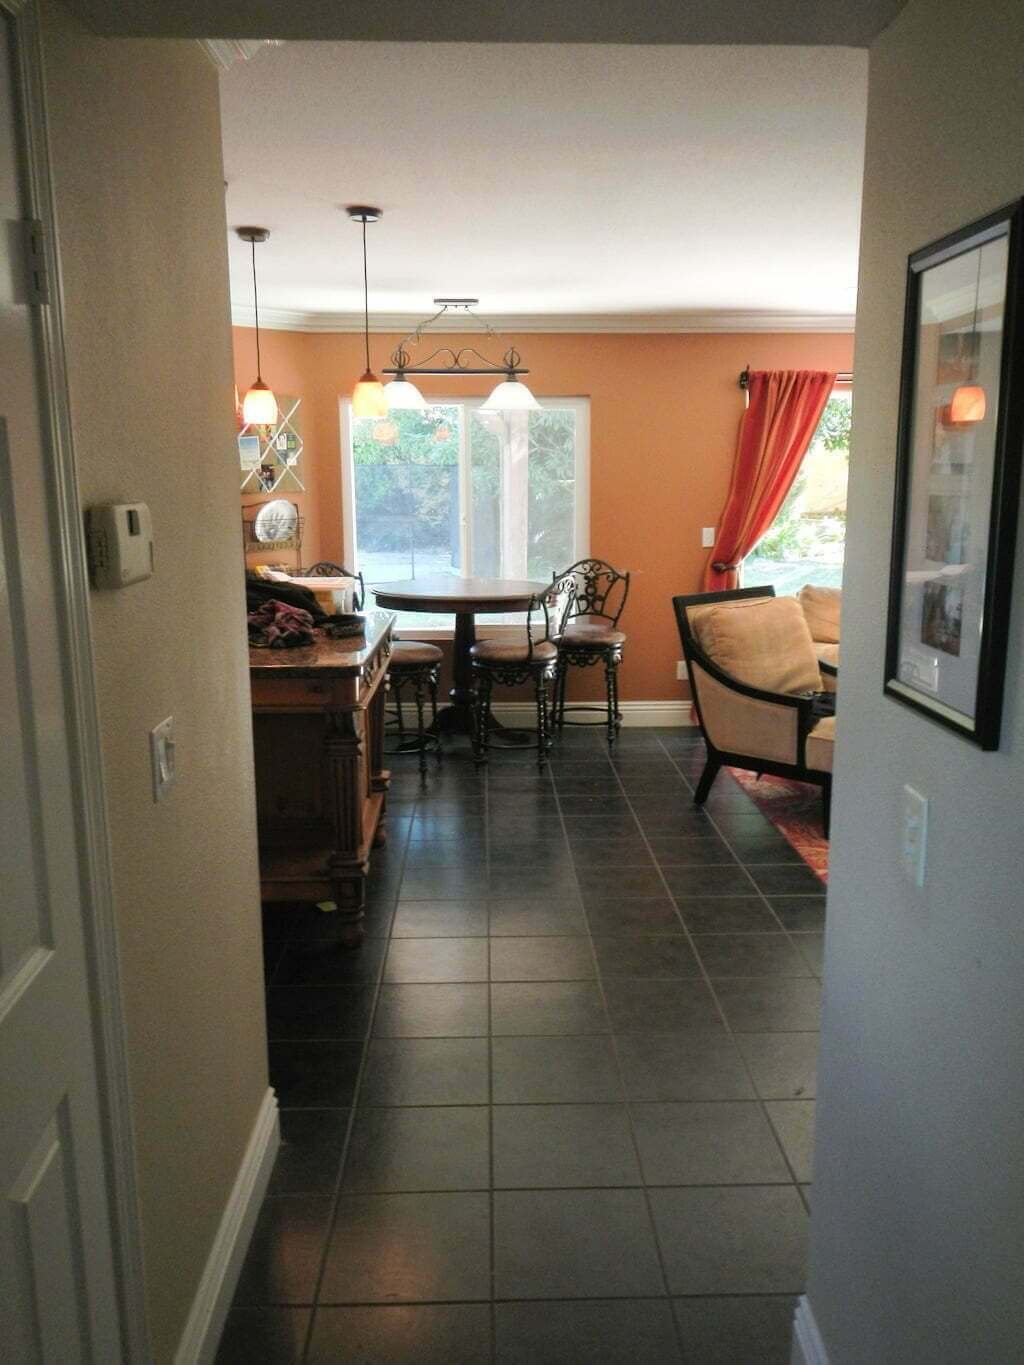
[552,558,630,744]
[470,577,575,770]
[386,640,443,776]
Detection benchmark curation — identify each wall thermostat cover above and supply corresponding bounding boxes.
[87,502,154,588]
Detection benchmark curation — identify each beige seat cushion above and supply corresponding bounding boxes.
[390,639,443,666]
[805,714,835,773]
[561,620,627,646]
[688,595,823,695]
[798,584,842,644]
[470,639,557,664]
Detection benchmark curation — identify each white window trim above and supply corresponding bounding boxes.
[339,395,590,638]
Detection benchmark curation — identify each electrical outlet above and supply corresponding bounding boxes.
[901,784,928,887]
[676,661,687,681]
[150,716,177,802]
[701,526,716,547]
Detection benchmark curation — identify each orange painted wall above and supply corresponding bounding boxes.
[234,328,854,700]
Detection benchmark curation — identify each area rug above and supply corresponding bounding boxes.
[726,768,829,882]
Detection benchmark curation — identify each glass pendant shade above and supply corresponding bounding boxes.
[480,376,541,413]
[382,376,427,409]
[353,369,389,418]
[242,378,278,426]
[949,384,986,423]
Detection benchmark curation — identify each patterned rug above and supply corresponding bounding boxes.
[726,768,829,882]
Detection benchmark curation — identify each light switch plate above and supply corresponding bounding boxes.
[676,661,687,680]
[701,526,716,547]
[902,784,928,887]
[150,716,176,802]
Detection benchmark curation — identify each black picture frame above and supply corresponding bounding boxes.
[885,199,1024,749]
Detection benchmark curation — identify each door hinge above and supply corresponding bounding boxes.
[22,219,50,305]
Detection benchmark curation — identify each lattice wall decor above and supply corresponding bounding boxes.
[239,392,305,494]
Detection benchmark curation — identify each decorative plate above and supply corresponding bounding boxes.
[253,499,299,544]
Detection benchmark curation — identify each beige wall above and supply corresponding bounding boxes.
[41,5,268,1360]
[807,0,1024,1359]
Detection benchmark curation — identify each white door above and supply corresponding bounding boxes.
[0,13,124,1362]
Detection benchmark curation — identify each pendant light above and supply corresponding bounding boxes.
[347,206,388,419]
[948,247,987,425]
[481,348,541,413]
[382,345,427,410]
[236,227,278,426]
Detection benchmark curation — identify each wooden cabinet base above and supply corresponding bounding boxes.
[250,613,394,949]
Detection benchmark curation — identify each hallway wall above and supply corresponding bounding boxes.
[41,4,268,1359]
[807,0,1024,1358]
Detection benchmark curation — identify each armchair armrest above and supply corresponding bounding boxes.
[686,650,816,769]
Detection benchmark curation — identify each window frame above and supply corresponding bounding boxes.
[339,394,590,637]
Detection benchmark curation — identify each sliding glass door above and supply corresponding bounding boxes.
[342,398,589,626]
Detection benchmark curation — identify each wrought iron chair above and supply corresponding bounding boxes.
[551,558,630,743]
[673,586,835,834]
[299,561,365,611]
[385,641,443,777]
[470,577,575,769]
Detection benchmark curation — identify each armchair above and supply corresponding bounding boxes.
[673,587,835,834]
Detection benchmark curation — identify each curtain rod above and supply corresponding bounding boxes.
[738,366,853,390]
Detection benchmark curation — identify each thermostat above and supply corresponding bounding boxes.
[87,502,154,588]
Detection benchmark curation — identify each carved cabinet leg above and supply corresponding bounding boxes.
[324,710,366,946]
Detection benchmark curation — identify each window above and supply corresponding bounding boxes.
[743,390,852,595]
[341,398,589,629]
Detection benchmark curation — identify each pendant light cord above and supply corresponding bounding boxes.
[362,217,371,372]
[969,246,983,380]
[251,237,263,380]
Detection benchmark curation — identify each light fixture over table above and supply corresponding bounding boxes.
[347,206,389,418]
[236,226,278,426]
[383,298,540,413]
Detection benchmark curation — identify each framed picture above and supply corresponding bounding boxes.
[885,199,1024,749]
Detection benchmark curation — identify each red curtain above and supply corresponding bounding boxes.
[703,369,836,591]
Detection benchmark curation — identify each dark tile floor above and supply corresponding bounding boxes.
[219,728,824,1363]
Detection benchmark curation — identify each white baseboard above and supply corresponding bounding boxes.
[174,1088,280,1365]
[490,699,695,727]
[792,1296,830,1365]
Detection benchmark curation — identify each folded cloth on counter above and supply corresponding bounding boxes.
[248,599,316,649]
[246,572,326,621]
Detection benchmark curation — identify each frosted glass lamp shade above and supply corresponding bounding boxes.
[480,377,541,412]
[352,370,389,418]
[382,377,427,410]
[949,384,986,423]
[242,378,278,426]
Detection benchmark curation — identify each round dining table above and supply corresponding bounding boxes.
[372,575,549,741]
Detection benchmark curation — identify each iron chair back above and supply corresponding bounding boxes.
[518,574,576,661]
[301,561,365,611]
[557,558,630,629]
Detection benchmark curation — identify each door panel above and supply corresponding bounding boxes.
[0,13,123,1361]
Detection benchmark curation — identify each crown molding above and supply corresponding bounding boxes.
[199,38,282,70]
[231,305,856,335]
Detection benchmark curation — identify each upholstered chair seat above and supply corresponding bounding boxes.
[561,620,627,647]
[470,639,558,664]
[805,714,836,773]
[391,639,444,666]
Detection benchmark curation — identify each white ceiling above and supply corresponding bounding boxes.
[221,42,868,328]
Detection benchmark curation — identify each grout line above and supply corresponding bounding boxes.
[547,743,679,1330]
[654,736,817,1193]
[297,790,415,1365]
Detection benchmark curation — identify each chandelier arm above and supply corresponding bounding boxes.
[390,304,452,367]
